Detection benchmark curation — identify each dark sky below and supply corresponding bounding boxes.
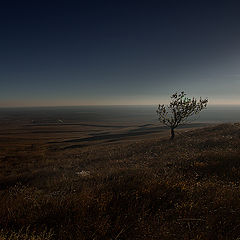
[1,0,240,106]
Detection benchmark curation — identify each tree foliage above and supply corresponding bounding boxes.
[156,91,208,139]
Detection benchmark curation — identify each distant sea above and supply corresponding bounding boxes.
[0,105,240,124]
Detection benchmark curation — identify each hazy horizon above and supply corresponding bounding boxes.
[2,103,240,109]
[2,94,240,108]
[1,104,240,125]
[1,102,240,108]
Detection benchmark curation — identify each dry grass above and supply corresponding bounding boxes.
[0,227,54,240]
[1,123,240,239]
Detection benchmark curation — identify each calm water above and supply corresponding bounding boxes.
[0,105,240,124]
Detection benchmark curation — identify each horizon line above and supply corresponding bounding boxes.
[1,103,240,109]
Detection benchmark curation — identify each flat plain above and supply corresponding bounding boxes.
[1,109,240,239]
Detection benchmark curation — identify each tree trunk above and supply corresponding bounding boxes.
[170,127,175,140]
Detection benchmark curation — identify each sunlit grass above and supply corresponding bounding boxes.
[1,123,240,239]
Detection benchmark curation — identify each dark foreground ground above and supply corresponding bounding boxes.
[1,122,240,239]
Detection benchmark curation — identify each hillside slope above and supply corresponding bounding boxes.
[1,123,240,239]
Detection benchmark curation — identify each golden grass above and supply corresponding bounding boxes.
[1,123,240,239]
[0,227,54,240]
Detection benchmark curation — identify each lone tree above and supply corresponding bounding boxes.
[156,91,208,140]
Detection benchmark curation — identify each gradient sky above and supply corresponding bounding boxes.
[1,0,240,107]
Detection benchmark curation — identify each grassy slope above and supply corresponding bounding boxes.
[1,123,240,239]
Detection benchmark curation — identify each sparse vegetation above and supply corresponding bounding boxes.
[1,123,240,239]
[157,91,208,139]
[0,227,54,240]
